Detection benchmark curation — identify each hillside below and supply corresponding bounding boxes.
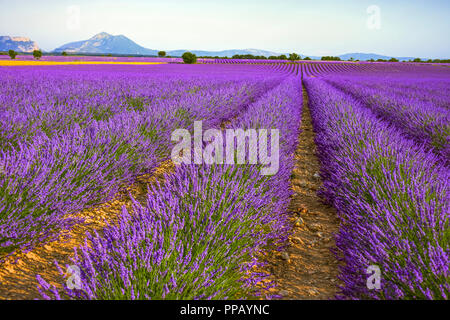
[0,36,39,53]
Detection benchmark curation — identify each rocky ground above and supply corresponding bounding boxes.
[266,83,341,300]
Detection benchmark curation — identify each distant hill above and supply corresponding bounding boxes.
[47,32,424,61]
[338,53,416,61]
[53,32,158,55]
[167,49,286,57]
[0,36,39,53]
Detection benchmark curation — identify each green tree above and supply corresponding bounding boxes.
[278,54,287,60]
[158,51,166,57]
[33,50,42,60]
[289,53,301,61]
[413,58,422,63]
[62,51,68,56]
[321,56,341,61]
[388,57,399,62]
[8,50,17,59]
[304,57,311,60]
[182,52,197,64]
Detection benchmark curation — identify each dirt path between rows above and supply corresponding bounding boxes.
[0,161,174,300]
[267,83,342,299]
[0,86,341,300]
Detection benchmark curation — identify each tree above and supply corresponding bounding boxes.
[278,54,287,60]
[62,51,68,56]
[304,57,311,60]
[388,57,399,62]
[289,53,301,61]
[158,51,166,57]
[33,50,42,60]
[413,58,422,63]
[182,52,197,64]
[321,56,341,61]
[8,50,17,59]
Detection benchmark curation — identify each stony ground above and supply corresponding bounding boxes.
[0,83,342,300]
[0,161,174,300]
[266,84,341,300]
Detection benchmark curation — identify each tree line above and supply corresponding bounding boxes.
[3,49,448,64]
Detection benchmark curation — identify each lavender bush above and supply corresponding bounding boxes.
[305,76,449,299]
[36,76,302,299]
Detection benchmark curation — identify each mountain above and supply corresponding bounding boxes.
[0,36,39,52]
[53,32,158,55]
[338,53,416,61]
[167,48,286,57]
[51,32,424,61]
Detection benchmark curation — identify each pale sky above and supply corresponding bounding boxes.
[0,0,449,58]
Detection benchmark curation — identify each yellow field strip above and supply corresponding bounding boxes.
[0,61,167,66]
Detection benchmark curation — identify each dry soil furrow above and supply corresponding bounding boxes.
[0,161,174,300]
[268,82,341,300]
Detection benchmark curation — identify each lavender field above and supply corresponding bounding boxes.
[0,60,449,300]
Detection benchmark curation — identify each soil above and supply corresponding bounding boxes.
[0,161,174,300]
[0,84,342,300]
[265,83,342,300]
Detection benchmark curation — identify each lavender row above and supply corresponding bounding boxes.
[37,76,303,299]
[324,75,450,162]
[0,65,284,258]
[304,77,449,299]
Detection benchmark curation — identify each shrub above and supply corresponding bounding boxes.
[321,56,341,61]
[289,53,300,61]
[158,51,166,57]
[182,52,197,64]
[8,50,17,59]
[33,50,42,60]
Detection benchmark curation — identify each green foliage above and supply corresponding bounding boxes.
[182,52,197,64]
[389,58,399,62]
[158,51,166,57]
[303,56,311,60]
[425,58,450,63]
[33,50,42,60]
[61,51,68,56]
[289,53,301,61]
[413,58,422,63]
[321,56,341,61]
[8,50,17,59]
[125,96,146,111]
[232,54,267,60]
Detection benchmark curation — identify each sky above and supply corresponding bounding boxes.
[1,0,449,58]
